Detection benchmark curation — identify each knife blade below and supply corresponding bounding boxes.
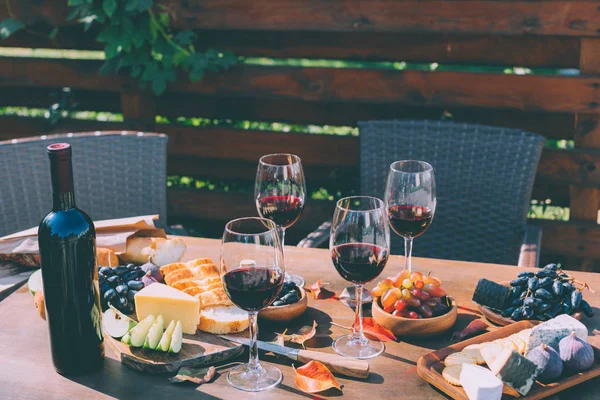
[218,335,369,378]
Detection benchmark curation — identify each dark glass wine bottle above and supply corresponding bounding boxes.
[38,143,104,375]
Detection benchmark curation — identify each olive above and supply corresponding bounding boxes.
[272,300,284,307]
[571,290,582,309]
[518,271,535,278]
[510,277,528,287]
[103,288,117,302]
[127,280,144,291]
[107,275,122,287]
[534,288,553,301]
[115,284,129,296]
[113,266,129,277]
[552,281,563,297]
[543,263,558,271]
[536,270,558,279]
[538,277,553,288]
[99,266,113,276]
[527,278,539,291]
[581,300,594,318]
[501,307,516,318]
[281,291,299,305]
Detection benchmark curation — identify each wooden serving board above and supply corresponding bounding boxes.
[416,321,600,400]
[477,303,583,327]
[106,330,245,374]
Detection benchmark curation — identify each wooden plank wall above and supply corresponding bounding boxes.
[1,0,600,269]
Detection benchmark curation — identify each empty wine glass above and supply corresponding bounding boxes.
[384,161,436,273]
[220,217,285,391]
[330,196,390,359]
[255,153,306,287]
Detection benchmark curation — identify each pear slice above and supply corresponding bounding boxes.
[103,306,138,338]
[158,320,176,352]
[129,315,156,347]
[143,315,164,350]
[168,321,183,354]
[121,332,132,345]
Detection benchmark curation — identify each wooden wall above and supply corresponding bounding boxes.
[1,1,600,269]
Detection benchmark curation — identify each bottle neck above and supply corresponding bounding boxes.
[50,156,76,211]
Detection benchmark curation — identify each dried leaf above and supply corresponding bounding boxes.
[352,317,396,342]
[305,280,336,299]
[274,321,317,348]
[451,319,488,342]
[338,286,372,308]
[294,361,342,393]
[169,366,216,385]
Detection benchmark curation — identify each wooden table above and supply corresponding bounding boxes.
[1,237,599,400]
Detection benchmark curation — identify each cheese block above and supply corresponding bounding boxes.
[480,343,504,366]
[134,283,200,335]
[489,348,541,396]
[525,314,588,355]
[459,363,503,400]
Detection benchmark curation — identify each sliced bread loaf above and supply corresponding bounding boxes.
[199,306,249,334]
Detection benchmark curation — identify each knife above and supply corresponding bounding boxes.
[218,335,370,379]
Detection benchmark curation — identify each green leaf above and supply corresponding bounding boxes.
[189,69,204,82]
[137,0,154,12]
[105,41,121,59]
[152,78,166,95]
[158,12,169,27]
[96,25,117,43]
[149,19,158,41]
[103,0,117,17]
[0,18,24,40]
[68,0,87,5]
[49,27,59,39]
[174,31,196,46]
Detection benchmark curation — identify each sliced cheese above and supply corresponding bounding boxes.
[135,283,200,335]
[480,343,504,366]
[525,314,588,355]
[489,348,541,396]
[459,363,503,400]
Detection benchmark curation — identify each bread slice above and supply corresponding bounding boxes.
[163,261,219,286]
[182,282,222,297]
[171,276,221,291]
[199,306,249,334]
[196,287,232,308]
[160,258,213,277]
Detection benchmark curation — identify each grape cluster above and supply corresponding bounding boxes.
[272,281,300,306]
[501,263,593,321]
[99,264,145,315]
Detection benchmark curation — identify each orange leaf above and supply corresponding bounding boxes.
[352,317,396,342]
[294,361,342,393]
[274,321,317,349]
[305,280,336,299]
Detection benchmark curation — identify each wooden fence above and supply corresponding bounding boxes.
[1,1,600,270]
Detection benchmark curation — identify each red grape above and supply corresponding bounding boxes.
[394,299,407,312]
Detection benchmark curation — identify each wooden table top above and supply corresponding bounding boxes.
[1,237,599,400]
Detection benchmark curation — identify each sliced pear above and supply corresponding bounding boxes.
[168,321,183,354]
[129,314,156,347]
[143,315,164,350]
[103,306,138,338]
[28,269,43,296]
[157,320,176,352]
[121,332,132,345]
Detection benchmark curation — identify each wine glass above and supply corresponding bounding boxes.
[384,161,436,273]
[255,153,306,287]
[220,217,285,392]
[330,196,390,359]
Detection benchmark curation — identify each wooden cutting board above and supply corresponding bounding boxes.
[106,330,245,374]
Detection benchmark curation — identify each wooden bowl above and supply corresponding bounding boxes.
[476,281,583,326]
[372,297,458,337]
[259,287,308,322]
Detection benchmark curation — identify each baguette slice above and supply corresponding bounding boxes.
[171,277,221,291]
[196,287,233,308]
[198,306,249,334]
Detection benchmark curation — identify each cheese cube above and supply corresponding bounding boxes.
[135,283,200,335]
[525,314,588,355]
[459,363,503,400]
[489,348,541,396]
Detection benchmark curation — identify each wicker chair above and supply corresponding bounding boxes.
[0,131,168,237]
[299,120,545,267]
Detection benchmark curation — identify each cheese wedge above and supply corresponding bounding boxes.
[134,283,200,335]
[525,314,588,355]
[459,363,502,400]
[489,348,541,396]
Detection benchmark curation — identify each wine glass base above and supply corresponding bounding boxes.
[227,363,282,392]
[285,272,305,288]
[332,334,385,359]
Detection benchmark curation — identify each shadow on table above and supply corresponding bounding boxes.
[400,313,482,351]
[260,307,334,349]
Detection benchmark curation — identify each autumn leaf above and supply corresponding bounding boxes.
[274,321,317,348]
[169,366,216,385]
[305,280,336,299]
[294,361,342,394]
[353,317,396,342]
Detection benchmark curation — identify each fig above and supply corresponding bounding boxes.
[559,331,594,371]
[140,262,163,282]
[526,344,563,383]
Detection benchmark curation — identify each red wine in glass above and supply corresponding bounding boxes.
[257,195,304,229]
[223,267,283,312]
[331,243,389,284]
[388,205,433,238]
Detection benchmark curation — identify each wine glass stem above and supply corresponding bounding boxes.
[278,226,286,248]
[247,311,261,371]
[352,284,367,342]
[404,237,413,273]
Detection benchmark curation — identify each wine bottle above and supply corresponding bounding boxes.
[38,143,104,375]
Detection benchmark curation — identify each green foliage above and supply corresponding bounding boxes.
[0,0,236,95]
